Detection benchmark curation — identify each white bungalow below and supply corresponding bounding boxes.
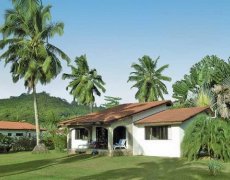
[0,121,38,137]
[60,101,209,157]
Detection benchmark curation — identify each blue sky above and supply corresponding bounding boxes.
[0,0,230,105]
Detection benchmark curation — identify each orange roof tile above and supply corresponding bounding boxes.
[0,121,37,130]
[60,100,172,125]
[135,107,209,125]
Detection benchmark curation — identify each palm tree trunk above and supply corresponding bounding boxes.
[33,85,40,145]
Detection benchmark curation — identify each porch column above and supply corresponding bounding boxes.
[108,127,113,156]
[92,126,96,141]
[67,128,73,151]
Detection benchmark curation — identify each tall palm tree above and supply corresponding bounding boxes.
[0,1,70,146]
[128,55,171,102]
[63,55,106,112]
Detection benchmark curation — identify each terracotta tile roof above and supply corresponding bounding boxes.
[135,107,209,125]
[0,121,37,130]
[60,100,172,125]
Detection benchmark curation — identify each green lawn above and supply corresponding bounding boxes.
[0,151,230,180]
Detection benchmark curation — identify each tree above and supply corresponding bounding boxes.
[212,78,230,119]
[101,96,122,109]
[173,55,230,103]
[182,115,230,161]
[128,55,171,102]
[63,55,106,112]
[0,1,70,148]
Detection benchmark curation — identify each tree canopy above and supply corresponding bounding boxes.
[173,55,230,103]
[128,55,171,102]
[63,55,106,110]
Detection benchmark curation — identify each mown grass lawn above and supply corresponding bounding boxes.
[0,151,230,180]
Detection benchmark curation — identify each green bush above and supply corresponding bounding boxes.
[12,137,36,151]
[182,114,230,161]
[0,134,13,152]
[41,137,55,150]
[53,134,67,152]
[208,159,223,176]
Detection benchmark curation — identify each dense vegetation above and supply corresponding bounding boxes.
[0,92,103,125]
[182,115,230,161]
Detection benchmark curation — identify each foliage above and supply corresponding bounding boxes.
[0,92,103,124]
[194,87,214,107]
[0,134,13,153]
[12,137,36,151]
[173,55,230,103]
[208,159,223,176]
[41,137,54,150]
[182,115,230,161]
[63,55,106,111]
[53,133,67,152]
[0,0,70,145]
[128,55,171,102]
[101,96,122,108]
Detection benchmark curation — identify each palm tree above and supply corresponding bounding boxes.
[0,1,70,147]
[63,55,106,112]
[128,55,171,102]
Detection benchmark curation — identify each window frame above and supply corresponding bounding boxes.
[16,133,24,137]
[145,125,170,140]
[75,128,89,140]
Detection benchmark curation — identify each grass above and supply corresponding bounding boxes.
[0,151,230,180]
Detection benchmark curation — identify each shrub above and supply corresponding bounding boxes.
[208,159,223,176]
[182,114,230,161]
[53,134,67,152]
[0,134,13,153]
[12,137,36,151]
[41,137,55,150]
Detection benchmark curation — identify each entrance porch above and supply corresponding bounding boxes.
[67,121,133,154]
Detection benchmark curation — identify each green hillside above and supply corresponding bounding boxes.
[0,92,102,124]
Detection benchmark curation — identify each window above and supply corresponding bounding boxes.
[8,133,12,136]
[16,133,23,137]
[145,126,169,140]
[75,128,88,140]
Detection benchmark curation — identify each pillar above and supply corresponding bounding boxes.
[107,127,113,156]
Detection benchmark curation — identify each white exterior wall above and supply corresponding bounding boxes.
[0,129,36,137]
[70,129,88,149]
[132,104,183,157]
[132,115,202,157]
[132,125,181,157]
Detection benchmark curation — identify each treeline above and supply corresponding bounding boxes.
[0,92,103,124]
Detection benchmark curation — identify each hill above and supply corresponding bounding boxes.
[0,92,103,124]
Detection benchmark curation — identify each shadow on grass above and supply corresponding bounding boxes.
[78,158,229,180]
[0,153,94,178]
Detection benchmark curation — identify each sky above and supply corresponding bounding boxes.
[0,0,230,105]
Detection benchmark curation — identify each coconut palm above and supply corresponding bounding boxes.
[63,55,106,112]
[0,1,70,146]
[128,55,171,102]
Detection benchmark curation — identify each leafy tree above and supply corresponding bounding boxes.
[0,1,70,146]
[194,87,214,107]
[101,96,122,109]
[63,55,106,112]
[182,115,230,161]
[173,55,230,103]
[128,55,171,102]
